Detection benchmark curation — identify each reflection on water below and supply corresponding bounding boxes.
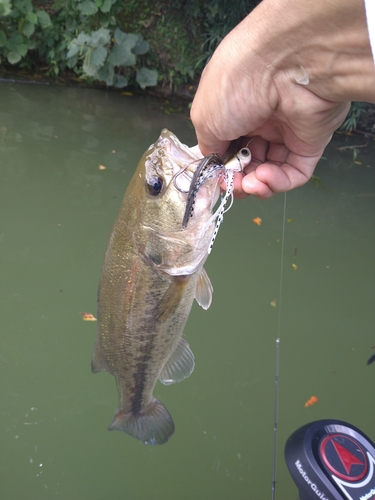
[0,83,374,499]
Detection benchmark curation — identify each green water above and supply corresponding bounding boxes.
[0,83,374,500]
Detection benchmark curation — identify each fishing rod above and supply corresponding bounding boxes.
[272,201,375,500]
[271,192,287,500]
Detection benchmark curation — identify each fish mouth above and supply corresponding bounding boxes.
[181,153,225,229]
[154,131,249,255]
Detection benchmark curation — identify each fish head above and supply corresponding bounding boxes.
[127,129,221,275]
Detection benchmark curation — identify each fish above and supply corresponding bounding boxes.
[91,129,227,445]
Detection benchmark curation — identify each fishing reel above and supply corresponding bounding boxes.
[285,420,375,500]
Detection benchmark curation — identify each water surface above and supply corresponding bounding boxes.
[0,83,374,499]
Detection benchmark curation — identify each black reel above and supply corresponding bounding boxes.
[285,420,375,500]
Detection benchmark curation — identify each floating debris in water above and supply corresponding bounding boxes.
[292,263,298,270]
[81,312,97,321]
[252,217,262,226]
[304,396,318,407]
[270,300,277,308]
[98,165,106,170]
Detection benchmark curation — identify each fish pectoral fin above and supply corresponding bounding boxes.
[91,340,112,374]
[194,267,213,310]
[159,337,195,385]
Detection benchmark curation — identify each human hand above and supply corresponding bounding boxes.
[190,0,375,199]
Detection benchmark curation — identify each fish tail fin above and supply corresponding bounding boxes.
[108,398,175,445]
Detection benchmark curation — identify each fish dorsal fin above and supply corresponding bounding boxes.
[195,267,213,310]
[159,338,195,385]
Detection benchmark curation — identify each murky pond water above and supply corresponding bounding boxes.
[0,83,374,499]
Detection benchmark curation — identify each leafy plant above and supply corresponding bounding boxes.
[0,0,52,65]
[185,0,260,71]
[67,27,157,88]
[0,0,157,89]
[340,102,367,132]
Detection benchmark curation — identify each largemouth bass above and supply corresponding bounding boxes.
[92,129,226,445]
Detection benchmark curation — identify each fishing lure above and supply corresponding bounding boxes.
[182,147,251,253]
[181,153,224,229]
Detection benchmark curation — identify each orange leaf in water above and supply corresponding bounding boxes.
[252,217,262,226]
[81,312,97,321]
[304,396,318,407]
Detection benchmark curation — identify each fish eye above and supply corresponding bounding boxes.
[146,176,163,196]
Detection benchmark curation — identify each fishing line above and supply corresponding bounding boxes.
[271,192,287,500]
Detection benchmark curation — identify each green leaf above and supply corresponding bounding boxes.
[7,51,22,64]
[113,74,128,88]
[133,39,149,56]
[0,0,12,16]
[12,33,24,45]
[15,43,28,56]
[25,11,37,24]
[113,27,127,45]
[66,43,80,58]
[14,0,32,14]
[27,39,36,49]
[89,45,107,67]
[90,28,110,47]
[0,30,7,47]
[22,21,35,37]
[36,10,51,28]
[97,62,114,85]
[82,46,107,77]
[108,43,136,67]
[99,0,112,13]
[66,32,91,58]
[79,0,98,16]
[136,67,158,89]
[66,54,78,68]
[74,32,91,46]
[113,29,138,49]
[82,56,98,77]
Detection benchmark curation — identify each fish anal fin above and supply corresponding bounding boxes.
[159,337,195,386]
[91,340,112,374]
[195,267,213,310]
[108,398,174,445]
